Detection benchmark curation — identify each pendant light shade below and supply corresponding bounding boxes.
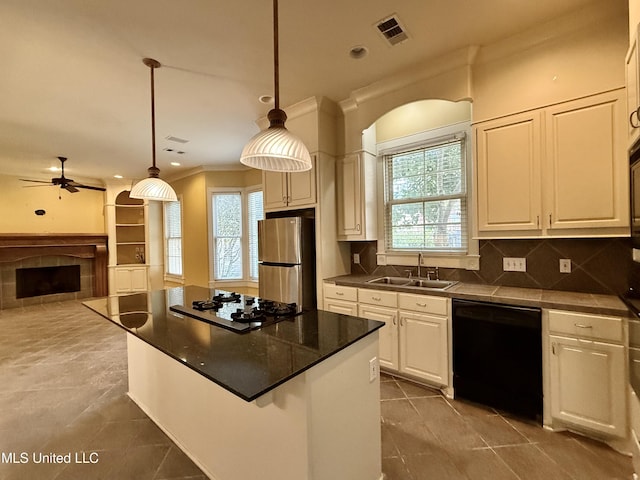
[130,58,178,202]
[239,0,311,172]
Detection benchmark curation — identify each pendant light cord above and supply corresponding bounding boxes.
[273,0,279,111]
[150,62,157,170]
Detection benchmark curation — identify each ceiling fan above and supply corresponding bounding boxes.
[20,157,106,194]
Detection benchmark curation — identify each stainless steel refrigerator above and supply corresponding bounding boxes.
[258,216,316,311]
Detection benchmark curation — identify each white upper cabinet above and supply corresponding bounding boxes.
[475,111,542,232]
[263,155,317,211]
[336,151,377,241]
[544,91,627,231]
[475,88,628,238]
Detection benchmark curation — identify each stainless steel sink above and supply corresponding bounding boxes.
[367,276,458,290]
[407,279,458,290]
[367,276,411,286]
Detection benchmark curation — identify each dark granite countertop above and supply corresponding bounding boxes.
[83,285,384,402]
[325,274,629,317]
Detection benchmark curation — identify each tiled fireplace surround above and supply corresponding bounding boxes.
[0,234,108,310]
[350,238,633,296]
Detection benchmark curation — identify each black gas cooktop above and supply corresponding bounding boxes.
[169,291,299,333]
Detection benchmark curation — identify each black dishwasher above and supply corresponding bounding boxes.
[452,298,542,422]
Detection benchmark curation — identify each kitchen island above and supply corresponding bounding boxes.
[84,286,384,480]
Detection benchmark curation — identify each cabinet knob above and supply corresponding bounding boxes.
[574,323,593,329]
[400,317,404,327]
[336,291,344,296]
[392,318,397,326]
[356,224,361,232]
[416,302,427,307]
[372,296,381,301]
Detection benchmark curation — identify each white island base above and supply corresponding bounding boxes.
[126,333,382,480]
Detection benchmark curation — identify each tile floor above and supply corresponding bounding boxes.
[381,374,634,480]
[0,300,634,480]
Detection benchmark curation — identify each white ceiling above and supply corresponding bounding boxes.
[0,0,618,184]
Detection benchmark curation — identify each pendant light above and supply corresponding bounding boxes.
[130,58,178,202]
[240,0,312,172]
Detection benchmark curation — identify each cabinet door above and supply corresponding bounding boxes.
[475,112,542,232]
[337,153,362,237]
[399,311,448,386]
[129,267,148,292]
[549,334,626,437]
[545,90,627,230]
[323,298,358,316]
[359,304,398,371]
[263,171,287,210]
[287,155,316,207]
[626,35,640,145]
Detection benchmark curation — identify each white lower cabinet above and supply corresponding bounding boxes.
[115,266,148,293]
[547,310,626,438]
[355,288,450,387]
[358,303,399,370]
[322,284,358,316]
[398,311,448,385]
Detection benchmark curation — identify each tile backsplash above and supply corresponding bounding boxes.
[349,238,633,296]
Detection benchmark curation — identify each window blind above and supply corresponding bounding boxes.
[247,190,264,280]
[164,200,183,276]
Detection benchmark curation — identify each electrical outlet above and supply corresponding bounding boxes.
[369,357,379,382]
[503,257,526,272]
[559,259,571,273]
[353,253,360,264]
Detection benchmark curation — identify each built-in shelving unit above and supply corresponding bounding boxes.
[106,189,150,294]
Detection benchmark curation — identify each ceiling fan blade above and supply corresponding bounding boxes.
[20,179,53,184]
[74,184,106,192]
[64,185,79,193]
[22,184,55,188]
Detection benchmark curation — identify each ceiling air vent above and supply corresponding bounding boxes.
[375,14,409,46]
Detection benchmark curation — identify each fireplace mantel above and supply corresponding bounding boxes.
[0,234,108,296]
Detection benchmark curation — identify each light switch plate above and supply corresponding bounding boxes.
[369,357,379,382]
[503,257,526,272]
[353,253,360,264]
[559,259,571,273]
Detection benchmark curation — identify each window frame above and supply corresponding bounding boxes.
[383,134,467,254]
[375,121,479,270]
[208,186,263,287]
[163,195,184,283]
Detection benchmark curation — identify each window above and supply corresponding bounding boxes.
[211,189,263,281]
[247,190,264,280]
[213,193,243,280]
[384,135,467,253]
[164,199,183,277]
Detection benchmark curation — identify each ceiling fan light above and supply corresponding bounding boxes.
[130,177,177,202]
[240,125,312,172]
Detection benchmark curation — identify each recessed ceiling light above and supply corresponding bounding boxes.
[259,95,274,104]
[114,174,123,179]
[170,162,181,166]
[349,45,369,59]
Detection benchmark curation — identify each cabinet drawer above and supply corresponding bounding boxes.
[398,293,448,316]
[358,288,397,308]
[323,284,358,302]
[548,310,622,343]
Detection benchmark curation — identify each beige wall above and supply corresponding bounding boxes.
[340,0,627,152]
[0,173,105,233]
[170,167,262,287]
[472,2,627,121]
[375,100,472,144]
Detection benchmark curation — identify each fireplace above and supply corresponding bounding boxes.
[0,234,108,309]
[16,265,81,299]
